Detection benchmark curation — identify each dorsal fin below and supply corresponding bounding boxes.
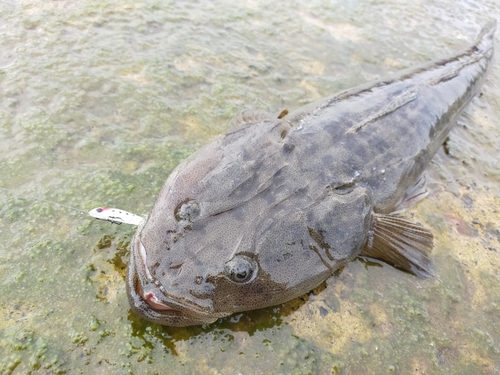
[346,88,419,134]
[227,109,273,134]
[277,108,289,119]
[360,213,435,278]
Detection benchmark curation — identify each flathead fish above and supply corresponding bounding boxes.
[127,23,495,326]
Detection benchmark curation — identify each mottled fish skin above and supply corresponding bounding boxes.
[127,23,495,326]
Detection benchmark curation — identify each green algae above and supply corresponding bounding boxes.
[1,0,500,374]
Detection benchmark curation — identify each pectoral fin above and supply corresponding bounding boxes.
[360,213,435,278]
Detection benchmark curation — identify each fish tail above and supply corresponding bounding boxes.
[471,20,496,63]
[476,20,496,47]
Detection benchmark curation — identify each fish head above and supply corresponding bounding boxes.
[127,135,231,326]
[127,122,373,326]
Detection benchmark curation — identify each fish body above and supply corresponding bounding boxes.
[127,23,495,326]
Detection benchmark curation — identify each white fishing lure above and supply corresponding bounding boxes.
[88,207,144,225]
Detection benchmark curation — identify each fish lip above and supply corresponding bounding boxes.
[130,267,217,321]
[135,281,176,311]
[128,238,215,318]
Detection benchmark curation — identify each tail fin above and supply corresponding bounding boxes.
[473,20,496,59]
[476,20,496,45]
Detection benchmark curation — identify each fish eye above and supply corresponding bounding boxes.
[224,255,256,283]
[174,199,200,222]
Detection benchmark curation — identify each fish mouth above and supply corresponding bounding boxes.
[135,280,176,311]
[127,238,217,325]
[134,240,177,312]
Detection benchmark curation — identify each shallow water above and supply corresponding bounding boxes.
[1,0,500,374]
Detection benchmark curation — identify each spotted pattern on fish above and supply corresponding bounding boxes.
[126,22,496,326]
